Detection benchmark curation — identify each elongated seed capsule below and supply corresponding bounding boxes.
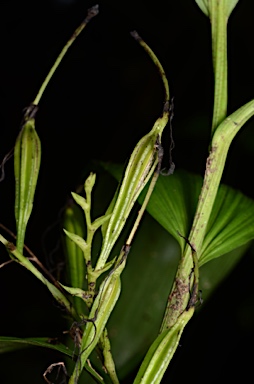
[69,254,126,384]
[95,30,170,271]
[14,113,41,252]
[133,307,195,384]
[95,110,168,271]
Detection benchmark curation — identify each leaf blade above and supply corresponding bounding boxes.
[104,164,254,266]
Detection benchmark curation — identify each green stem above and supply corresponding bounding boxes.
[32,5,99,106]
[160,99,254,331]
[130,31,169,104]
[210,1,228,133]
[0,233,77,319]
[160,0,241,332]
[190,100,254,257]
[84,175,98,306]
[100,329,120,384]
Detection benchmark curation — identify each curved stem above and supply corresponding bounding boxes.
[130,31,169,105]
[33,5,99,106]
[0,233,78,319]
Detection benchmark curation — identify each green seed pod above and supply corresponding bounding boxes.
[14,113,41,252]
[96,112,168,271]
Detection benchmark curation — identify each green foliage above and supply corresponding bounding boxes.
[105,165,254,267]
[0,1,254,383]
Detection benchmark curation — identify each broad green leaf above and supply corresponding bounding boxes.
[102,164,202,252]
[199,242,250,295]
[103,165,254,266]
[200,185,254,266]
[139,170,202,252]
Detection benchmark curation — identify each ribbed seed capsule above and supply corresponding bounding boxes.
[96,111,168,271]
[14,115,41,252]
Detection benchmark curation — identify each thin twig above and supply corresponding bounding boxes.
[0,259,14,268]
[0,222,64,292]
[43,362,68,384]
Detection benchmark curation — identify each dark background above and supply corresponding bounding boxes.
[1,0,254,382]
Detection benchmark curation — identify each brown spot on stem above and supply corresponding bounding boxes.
[168,278,189,312]
[6,242,16,252]
[82,293,92,300]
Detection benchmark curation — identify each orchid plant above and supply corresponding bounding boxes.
[1,1,254,383]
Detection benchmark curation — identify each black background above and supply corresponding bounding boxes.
[1,0,254,382]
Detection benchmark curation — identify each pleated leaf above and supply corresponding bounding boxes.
[195,0,239,17]
[199,183,254,266]
[103,164,254,266]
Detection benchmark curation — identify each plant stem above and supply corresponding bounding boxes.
[210,1,228,134]
[100,329,120,384]
[130,31,169,104]
[0,233,77,319]
[33,5,99,106]
[160,99,254,331]
[160,0,241,333]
